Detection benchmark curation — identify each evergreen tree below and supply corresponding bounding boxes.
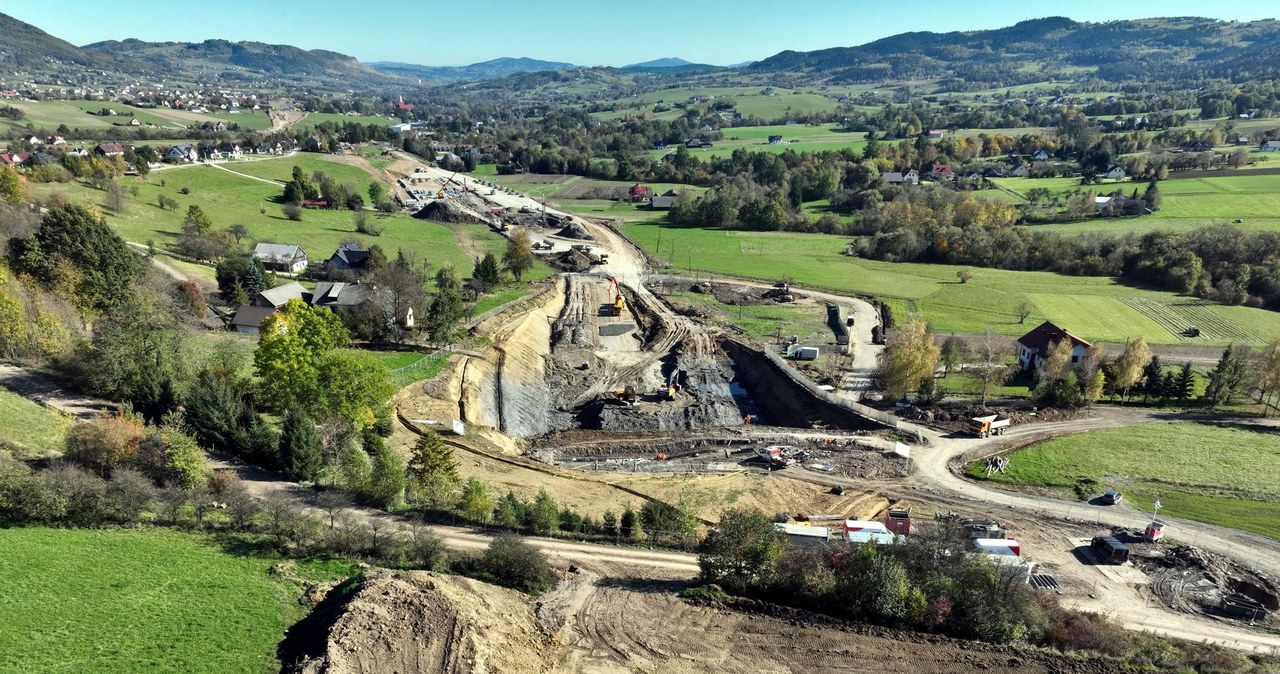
[280,411,323,482]
[620,504,643,541]
[1142,180,1161,211]
[1204,344,1249,407]
[426,265,466,344]
[407,431,457,492]
[472,252,501,290]
[1141,355,1163,402]
[1176,362,1196,401]
[367,436,406,508]
[1159,370,1177,401]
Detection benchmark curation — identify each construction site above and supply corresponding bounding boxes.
[371,157,1280,672]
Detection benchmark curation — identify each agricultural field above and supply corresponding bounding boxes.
[648,123,868,161]
[968,422,1280,541]
[293,111,398,129]
[594,86,841,121]
[617,221,1280,346]
[995,173,1280,235]
[27,157,544,287]
[0,99,265,134]
[0,389,72,457]
[0,527,354,674]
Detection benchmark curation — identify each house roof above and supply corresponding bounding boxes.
[330,243,368,268]
[1017,321,1091,361]
[253,243,306,262]
[256,282,309,308]
[230,306,276,329]
[311,281,375,308]
[1262,141,1280,149]
[882,172,905,183]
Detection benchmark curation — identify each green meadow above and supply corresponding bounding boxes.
[617,221,1280,345]
[0,389,71,457]
[968,422,1280,541]
[0,527,355,674]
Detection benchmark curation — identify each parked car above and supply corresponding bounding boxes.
[1101,490,1123,505]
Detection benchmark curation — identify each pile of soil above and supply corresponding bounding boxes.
[413,199,487,224]
[546,249,593,273]
[705,282,800,306]
[899,404,1090,432]
[555,222,595,240]
[280,571,555,674]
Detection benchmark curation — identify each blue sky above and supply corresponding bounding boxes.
[3,1,1278,67]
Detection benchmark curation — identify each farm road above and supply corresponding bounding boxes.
[0,364,113,419]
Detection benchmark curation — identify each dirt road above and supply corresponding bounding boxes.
[0,364,113,419]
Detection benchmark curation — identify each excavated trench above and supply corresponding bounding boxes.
[458,274,883,440]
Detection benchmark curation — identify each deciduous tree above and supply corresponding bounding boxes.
[698,508,785,594]
[503,230,535,282]
[877,314,941,401]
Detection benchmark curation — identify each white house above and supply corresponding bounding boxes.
[1103,165,1126,180]
[252,243,309,274]
[1016,321,1092,371]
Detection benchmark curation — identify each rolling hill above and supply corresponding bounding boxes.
[367,57,581,83]
[0,12,102,67]
[82,38,378,79]
[749,16,1280,85]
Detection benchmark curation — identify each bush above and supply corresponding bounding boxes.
[283,203,302,221]
[480,533,551,594]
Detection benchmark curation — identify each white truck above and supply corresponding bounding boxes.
[967,414,1010,438]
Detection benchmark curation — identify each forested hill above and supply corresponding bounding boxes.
[0,12,102,67]
[751,16,1280,86]
[369,57,582,84]
[82,38,378,79]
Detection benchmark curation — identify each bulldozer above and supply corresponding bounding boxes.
[612,385,639,406]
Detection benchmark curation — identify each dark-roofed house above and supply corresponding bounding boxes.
[251,282,310,309]
[1260,141,1280,152]
[252,243,309,273]
[882,172,905,186]
[95,142,126,157]
[1183,139,1214,152]
[649,195,677,210]
[326,243,369,276]
[229,306,277,335]
[311,281,415,328]
[1017,321,1092,371]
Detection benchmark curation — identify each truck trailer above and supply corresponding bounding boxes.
[968,415,1011,438]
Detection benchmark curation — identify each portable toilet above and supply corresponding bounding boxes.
[1144,520,1165,542]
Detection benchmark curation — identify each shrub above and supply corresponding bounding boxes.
[283,203,302,221]
[63,414,146,477]
[480,533,551,594]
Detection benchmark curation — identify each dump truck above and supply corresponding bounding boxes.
[612,385,639,406]
[967,414,1010,438]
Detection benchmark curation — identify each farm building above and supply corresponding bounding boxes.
[1260,141,1280,152]
[627,184,652,202]
[229,306,276,335]
[251,282,309,309]
[1016,321,1092,371]
[252,243,309,274]
[773,523,830,549]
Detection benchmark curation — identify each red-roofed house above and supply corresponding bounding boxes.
[627,183,652,202]
[930,163,953,180]
[396,96,414,112]
[1017,321,1092,371]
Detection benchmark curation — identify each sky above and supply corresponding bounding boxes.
[4,0,1279,67]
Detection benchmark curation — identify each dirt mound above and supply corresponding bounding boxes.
[1135,543,1280,622]
[546,249,592,273]
[414,199,488,224]
[280,571,555,674]
[555,222,595,240]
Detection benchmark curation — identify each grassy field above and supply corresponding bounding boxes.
[294,112,398,129]
[29,157,534,286]
[646,123,868,161]
[0,389,72,456]
[0,99,266,134]
[666,289,831,342]
[967,422,1280,541]
[996,173,1280,235]
[0,527,354,674]
[617,221,1280,345]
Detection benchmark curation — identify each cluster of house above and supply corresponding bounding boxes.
[881,150,1127,188]
[0,138,290,170]
[626,184,682,210]
[229,243,413,334]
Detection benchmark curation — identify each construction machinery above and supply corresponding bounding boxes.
[612,385,639,406]
[967,414,1010,438]
[756,445,797,469]
[608,276,625,317]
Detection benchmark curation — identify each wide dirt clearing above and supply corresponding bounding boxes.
[0,527,349,674]
[969,421,1280,540]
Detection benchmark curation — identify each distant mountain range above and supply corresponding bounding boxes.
[9,11,1280,92]
[0,12,379,84]
[368,57,581,83]
[750,16,1280,84]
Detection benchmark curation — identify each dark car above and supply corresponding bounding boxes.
[1101,490,1123,505]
